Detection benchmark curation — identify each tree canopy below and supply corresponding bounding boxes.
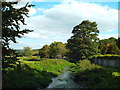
[39,42,68,58]
[39,45,50,58]
[99,37,120,55]
[49,42,67,58]
[22,47,33,56]
[67,20,99,62]
[2,1,34,69]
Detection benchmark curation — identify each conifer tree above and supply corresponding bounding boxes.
[67,20,99,62]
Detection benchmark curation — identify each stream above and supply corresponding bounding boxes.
[38,67,83,89]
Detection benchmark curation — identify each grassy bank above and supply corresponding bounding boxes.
[71,60,120,88]
[3,58,75,89]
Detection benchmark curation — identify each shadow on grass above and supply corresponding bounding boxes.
[74,67,120,88]
[2,64,57,89]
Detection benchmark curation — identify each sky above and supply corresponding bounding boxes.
[8,0,119,49]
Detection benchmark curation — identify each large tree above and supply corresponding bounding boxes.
[2,2,34,69]
[67,20,99,62]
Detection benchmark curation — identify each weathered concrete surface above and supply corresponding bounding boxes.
[92,58,120,69]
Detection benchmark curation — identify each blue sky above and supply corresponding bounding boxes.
[9,0,118,49]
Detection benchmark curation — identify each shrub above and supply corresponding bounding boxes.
[71,59,120,88]
[76,60,101,71]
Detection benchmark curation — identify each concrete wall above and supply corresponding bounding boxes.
[91,58,120,69]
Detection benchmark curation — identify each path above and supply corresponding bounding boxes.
[46,66,82,88]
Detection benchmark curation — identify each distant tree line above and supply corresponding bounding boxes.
[16,47,39,57]
[18,20,120,63]
[15,20,120,63]
[17,36,120,62]
[38,20,120,62]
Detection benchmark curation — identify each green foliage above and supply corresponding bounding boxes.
[22,47,33,56]
[71,60,101,74]
[107,43,120,54]
[71,60,120,88]
[117,37,120,49]
[67,20,99,62]
[3,59,75,88]
[2,49,18,70]
[24,59,74,75]
[18,56,40,61]
[39,42,68,58]
[15,49,39,57]
[99,37,120,54]
[15,49,24,57]
[76,60,101,70]
[48,42,68,58]
[2,2,34,47]
[39,45,50,58]
[112,72,120,76]
[2,1,34,70]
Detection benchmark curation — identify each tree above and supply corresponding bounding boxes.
[67,20,99,62]
[2,2,34,69]
[49,42,67,58]
[107,43,120,54]
[99,37,118,54]
[104,43,112,53]
[39,45,50,58]
[22,47,33,56]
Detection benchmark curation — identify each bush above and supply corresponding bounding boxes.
[75,60,101,72]
[71,59,120,88]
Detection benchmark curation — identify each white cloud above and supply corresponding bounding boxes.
[10,1,118,49]
[10,40,42,49]
[98,34,118,40]
[28,7,37,16]
[26,1,117,38]
[24,32,48,39]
